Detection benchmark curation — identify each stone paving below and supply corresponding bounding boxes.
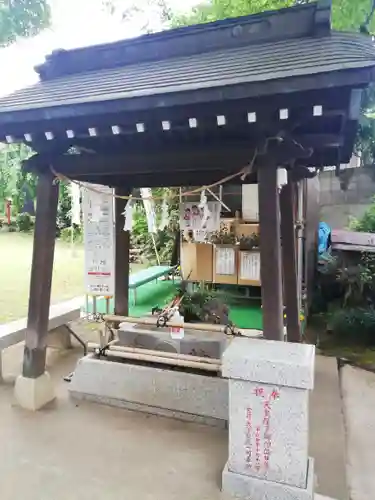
[341,365,375,500]
[0,325,349,500]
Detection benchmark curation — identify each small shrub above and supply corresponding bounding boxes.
[16,213,33,232]
[178,281,230,324]
[330,307,375,346]
[60,225,83,243]
[349,198,375,233]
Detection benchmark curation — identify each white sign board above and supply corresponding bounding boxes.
[193,229,207,242]
[180,201,221,232]
[83,184,115,296]
[240,251,261,281]
[242,184,259,221]
[215,246,236,275]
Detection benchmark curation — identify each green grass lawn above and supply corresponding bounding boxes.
[0,231,264,330]
[0,232,145,324]
[0,232,85,323]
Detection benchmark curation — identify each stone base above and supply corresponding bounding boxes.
[14,372,55,411]
[71,391,227,428]
[69,355,228,424]
[222,457,315,500]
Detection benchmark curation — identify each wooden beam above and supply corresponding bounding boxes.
[23,171,59,378]
[74,171,256,189]
[258,164,284,341]
[28,145,256,177]
[304,177,320,310]
[25,134,341,177]
[2,86,352,146]
[114,187,132,316]
[280,182,300,343]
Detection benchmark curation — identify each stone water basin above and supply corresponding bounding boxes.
[117,321,229,359]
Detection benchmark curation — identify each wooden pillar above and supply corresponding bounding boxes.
[258,165,284,341]
[171,230,180,267]
[280,182,301,343]
[23,171,59,378]
[114,188,131,316]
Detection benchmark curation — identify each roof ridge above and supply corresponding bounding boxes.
[36,1,331,81]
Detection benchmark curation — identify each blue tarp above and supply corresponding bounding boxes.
[318,222,331,255]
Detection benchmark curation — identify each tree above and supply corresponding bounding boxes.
[0,144,35,215]
[102,0,173,33]
[170,0,375,31]
[105,0,375,162]
[0,0,51,46]
[104,0,375,33]
[0,0,52,217]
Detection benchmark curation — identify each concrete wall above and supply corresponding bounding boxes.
[319,167,375,229]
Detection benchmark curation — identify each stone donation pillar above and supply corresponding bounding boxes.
[222,337,315,500]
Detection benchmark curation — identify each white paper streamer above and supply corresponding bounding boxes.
[199,189,211,229]
[159,195,169,231]
[277,167,288,191]
[70,183,81,225]
[141,187,157,233]
[122,200,134,231]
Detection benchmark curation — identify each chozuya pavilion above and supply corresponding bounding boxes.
[0,1,374,499]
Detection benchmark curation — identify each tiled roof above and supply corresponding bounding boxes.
[0,33,373,116]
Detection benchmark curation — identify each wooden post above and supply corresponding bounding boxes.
[280,182,301,343]
[22,171,59,378]
[114,188,131,316]
[258,165,284,341]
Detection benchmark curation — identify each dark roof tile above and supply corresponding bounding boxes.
[0,33,373,116]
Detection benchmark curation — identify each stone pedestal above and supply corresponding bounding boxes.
[14,372,55,411]
[70,355,228,426]
[221,338,315,500]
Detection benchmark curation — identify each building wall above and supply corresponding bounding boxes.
[319,167,375,229]
[185,166,375,231]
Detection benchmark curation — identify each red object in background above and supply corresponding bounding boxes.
[6,200,11,225]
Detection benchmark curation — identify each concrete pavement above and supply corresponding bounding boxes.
[341,365,375,500]
[0,332,349,500]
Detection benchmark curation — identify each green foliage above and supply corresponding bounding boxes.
[164,0,375,32]
[330,307,375,346]
[105,0,375,32]
[105,0,375,158]
[130,188,180,264]
[57,183,72,231]
[177,281,230,324]
[337,262,369,308]
[16,212,33,232]
[349,197,375,233]
[355,83,375,164]
[170,0,294,27]
[312,249,375,311]
[60,226,83,244]
[0,144,35,215]
[311,251,341,313]
[0,0,51,46]
[313,246,375,345]
[131,206,149,248]
[179,281,216,322]
[103,0,173,32]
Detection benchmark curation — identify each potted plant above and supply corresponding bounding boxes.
[239,232,260,251]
